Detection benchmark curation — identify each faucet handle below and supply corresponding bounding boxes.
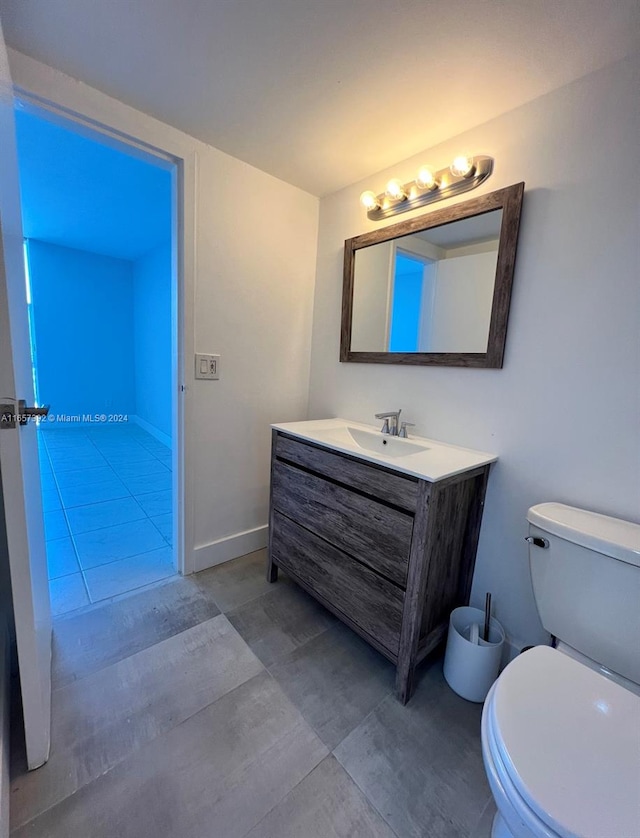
[375,410,401,434]
[398,422,415,439]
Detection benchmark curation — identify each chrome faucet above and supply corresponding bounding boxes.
[398,422,415,439]
[375,410,401,436]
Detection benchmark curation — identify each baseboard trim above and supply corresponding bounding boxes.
[501,635,526,668]
[130,415,171,448]
[193,525,268,572]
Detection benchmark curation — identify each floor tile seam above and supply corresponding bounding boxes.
[259,664,334,750]
[329,685,393,757]
[51,575,182,625]
[38,443,64,508]
[54,462,126,540]
[46,564,81,583]
[16,636,265,834]
[258,619,338,673]
[234,748,331,838]
[37,440,57,479]
[57,511,148,539]
[117,480,173,498]
[78,540,175,577]
[198,563,296,615]
[83,566,175,605]
[53,482,171,599]
[50,610,231,696]
[58,493,169,538]
[331,746,403,838]
[48,446,111,469]
[51,488,89,602]
[51,456,128,602]
[262,636,395,759]
[136,437,171,459]
[52,462,123,486]
[86,537,174,564]
[59,492,132,512]
[55,472,133,511]
[44,429,174,612]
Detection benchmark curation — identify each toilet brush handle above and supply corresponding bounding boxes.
[483,592,492,642]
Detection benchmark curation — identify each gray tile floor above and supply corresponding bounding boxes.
[10,551,494,837]
[38,424,174,616]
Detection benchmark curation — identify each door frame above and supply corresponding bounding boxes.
[12,86,196,576]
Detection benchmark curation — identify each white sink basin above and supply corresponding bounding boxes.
[345,426,429,458]
[271,418,497,482]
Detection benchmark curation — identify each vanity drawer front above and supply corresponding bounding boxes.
[272,511,403,656]
[275,433,418,513]
[271,459,412,587]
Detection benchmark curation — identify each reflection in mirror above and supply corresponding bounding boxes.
[351,209,502,353]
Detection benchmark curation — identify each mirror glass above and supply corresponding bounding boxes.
[351,209,502,353]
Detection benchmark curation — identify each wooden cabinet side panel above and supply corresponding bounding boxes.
[395,481,433,704]
[266,428,279,582]
[420,468,490,639]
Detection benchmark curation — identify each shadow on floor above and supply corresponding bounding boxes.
[10,550,492,838]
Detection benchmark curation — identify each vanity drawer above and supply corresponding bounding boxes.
[275,433,418,513]
[271,511,403,656]
[271,459,412,587]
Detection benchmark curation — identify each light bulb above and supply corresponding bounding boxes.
[359,190,380,211]
[450,155,475,178]
[385,178,406,201]
[415,166,438,191]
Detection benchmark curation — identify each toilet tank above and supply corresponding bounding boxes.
[527,503,640,685]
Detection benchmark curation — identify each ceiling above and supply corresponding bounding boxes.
[1,0,638,196]
[15,108,172,261]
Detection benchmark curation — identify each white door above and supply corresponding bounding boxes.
[0,23,52,769]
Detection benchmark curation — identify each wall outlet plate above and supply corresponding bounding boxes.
[195,353,220,380]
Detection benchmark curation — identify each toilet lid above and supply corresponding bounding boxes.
[490,646,640,838]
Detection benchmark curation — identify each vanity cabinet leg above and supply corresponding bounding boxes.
[395,660,415,705]
[267,556,278,583]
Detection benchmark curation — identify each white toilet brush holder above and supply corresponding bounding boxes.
[443,606,505,703]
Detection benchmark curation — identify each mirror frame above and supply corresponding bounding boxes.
[340,182,524,368]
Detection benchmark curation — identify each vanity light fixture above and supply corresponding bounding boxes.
[360,154,493,220]
[359,190,380,211]
[385,178,407,201]
[415,166,438,191]
[450,155,476,178]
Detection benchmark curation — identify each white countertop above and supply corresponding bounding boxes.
[271,418,497,482]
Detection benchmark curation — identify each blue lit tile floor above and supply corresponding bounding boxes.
[38,425,175,617]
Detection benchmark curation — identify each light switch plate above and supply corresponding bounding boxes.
[195,353,220,380]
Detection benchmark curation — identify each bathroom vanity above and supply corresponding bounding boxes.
[267,418,497,703]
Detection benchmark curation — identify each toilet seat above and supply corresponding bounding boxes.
[484,646,640,838]
[482,689,561,838]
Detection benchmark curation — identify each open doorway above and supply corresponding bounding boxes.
[14,104,178,616]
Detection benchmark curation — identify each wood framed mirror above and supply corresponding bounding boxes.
[340,182,524,367]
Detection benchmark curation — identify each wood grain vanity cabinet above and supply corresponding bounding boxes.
[266,429,491,704]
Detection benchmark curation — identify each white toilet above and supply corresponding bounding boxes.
[481,502,640,838]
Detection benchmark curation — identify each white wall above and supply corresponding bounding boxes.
[133,243,172,442]
[7,49,319,573]
[308,54,640,650]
